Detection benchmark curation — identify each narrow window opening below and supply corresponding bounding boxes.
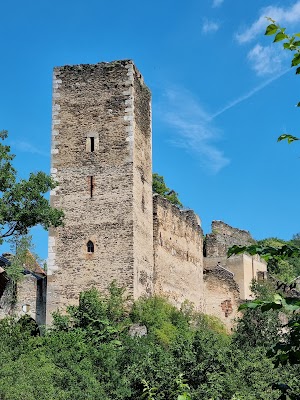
[90,137,95,152]
[141,194,145,212]
[90,176,94,198]
[87,240,94,253]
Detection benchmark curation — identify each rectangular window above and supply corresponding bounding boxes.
[90,137,95,152]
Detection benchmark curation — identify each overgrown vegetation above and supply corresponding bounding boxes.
[152,173,183,207]
[0,130,64,244]
[228,234,300,285]
[0,283,299,400]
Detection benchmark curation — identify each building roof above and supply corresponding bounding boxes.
[0,251,46,278]
[0,255,11,267]
[23,251,46,277]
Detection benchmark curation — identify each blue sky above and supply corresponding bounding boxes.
[1,0,300,260]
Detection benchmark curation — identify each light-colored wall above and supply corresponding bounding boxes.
[47,61,153,323]
[153,195,203,310]
[204,220,267,301]
[225,254,267,300]
[132,65,154,298]
[226,255,247,299]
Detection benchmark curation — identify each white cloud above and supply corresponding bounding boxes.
[236,1,300,44]
[212,0,224,8]
[211,68,290,119]
[10,140,48,157]
[157,88,230,174]
[202,19,220,34]
[247,44,288,76]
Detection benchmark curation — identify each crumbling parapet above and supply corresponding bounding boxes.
[204,221,267,300]
[205,220,255,258]
[153,194,204,310]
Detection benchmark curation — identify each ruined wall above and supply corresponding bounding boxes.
[204,221,267,300]
[0,275,42,322]
[47,61,153,323]
[153,195,203,310]
[203,266,240,332]
[205,220,254,257]
[15,276,39,320]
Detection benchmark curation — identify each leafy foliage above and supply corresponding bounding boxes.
[0,130,64,244]
[152,173,183,207]
[228,236,300,283]
[234,260,300,399]
[264,19,300,142]
[1,284,299,399]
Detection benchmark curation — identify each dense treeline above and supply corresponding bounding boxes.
[0,283,299,400]
[257,234,300,283]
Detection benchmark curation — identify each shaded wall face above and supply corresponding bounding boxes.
[36,277,47,326]
[203,270,240,333]
[153,196,203,310]
[47,61,154,323]
[132,69,154,298]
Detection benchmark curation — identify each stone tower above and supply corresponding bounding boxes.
[47,60,154,323]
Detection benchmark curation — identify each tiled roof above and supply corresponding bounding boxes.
[0,252,46,277]
[23,251,46,277]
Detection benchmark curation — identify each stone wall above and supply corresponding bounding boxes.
[203,266,240,332]
[226,254,267,300]
[132,65,153,298]
[0,274,45,323]
[205,220,255,257]
[204,221,267,300]
[47,60,153,323]
[153,195,203,310]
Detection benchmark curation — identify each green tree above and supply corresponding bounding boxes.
[264,18,300,143]
[2,284,300,399]
[152,173,183,207]
[0,130,63,244]
[255,237,300,283]
[291,233,300,248]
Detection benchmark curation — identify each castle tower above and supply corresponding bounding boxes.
[47,60,154,323]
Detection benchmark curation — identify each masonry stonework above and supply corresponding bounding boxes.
[205,220,255,258]
[203,266,240,332]
[47,61,153,323]
[153,195,203,309]
[0,273,46,325]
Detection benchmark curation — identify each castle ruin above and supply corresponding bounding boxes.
[0,60,267,331]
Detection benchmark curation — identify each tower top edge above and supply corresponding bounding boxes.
[53,59,137,72]
[53,59,147,88]
[55,58,133,67]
